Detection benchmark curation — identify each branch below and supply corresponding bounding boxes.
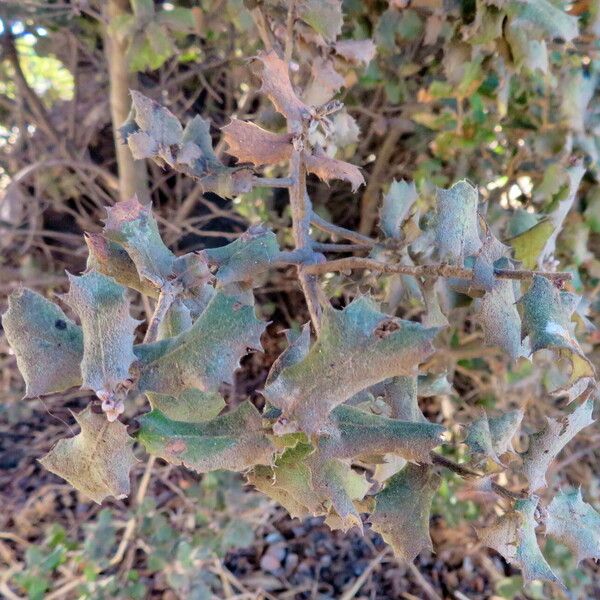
[310,211,377,247]
[290,147,323,334]
[143,283,179,344]
[430,452,526,501]
[302,256,572,283]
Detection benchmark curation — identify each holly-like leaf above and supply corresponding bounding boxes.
[255,50,309,124]
[537,163,585,268]
[379,179,418,240]
[317,404,446,463]
[298,0,343,42]
[146,389,226,423]
[137,401,274,472]
[334,39,376,66]
[519,275,595,389]
[303,58,345,106]
[61,271,138,396]
[304,151,365,191]
[39,407,136,504]
[85,232,158,298]
[201,225,281,286]
[382,375,428,422]
[434,180,482,265]
[103,195,175,288]
[520,398,595,491]
[136,291,265,396]
[508,219,554,270]
[474,257,522,359]
[478,497,562,586]
[489,409,524,456]
[464,411,502,465]
[122,92,252,196]
[264,296,439,434]
[247,441,369,531]
[2,289,83,397]
[370,464,440,562]
[545,489,600,564]
[222,119,293,166]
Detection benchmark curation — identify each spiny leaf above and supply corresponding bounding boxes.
[264,296,439,434]
[489,409,524,456]
[508,219,554,270]
[123,92,252,196]
[146,389,226,423]
[61,271,138,396]
[478,497,562,586]
[146,299,225,423]
[434,180,481,265]
[382,375,428,422]
[255,50,309,123]
[103,195,175,288]
[2,289,83,397]
[85,232,158,297]
[265,325,311,388]
[334,39,376,66]
[519,275,595,389]
[379,179,418,240]
[39,407,136,504]
[520,397,595,491]
[222,119,293,166]
[545,489,600,564]
[317,404,446,464]
[474,257,522,359]
[537,163,585,268]
[298,0,343,43]
[303,58,345,106]
[464,411,502,466]
[201,225,281,286]
[304,151,365,192]
[370,464,440,562]
[136,291,265,396]
[137,401,274,472]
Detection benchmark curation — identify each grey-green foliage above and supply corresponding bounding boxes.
[2,1,598,588]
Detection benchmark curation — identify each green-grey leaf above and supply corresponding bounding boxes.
[318,404,445,464]
[146,389,226,423]
[2,289,83,397]
[202,225,281,286]
[379,179,417,240]
[520,398,594,491]
[489,409,523,456]
[464,411,502,465]
[508,219,554,270]
[264,296,439,434]
[103,195,176,288]
[137,291,265,396]
[137,401,274,472]
[383,375,428,422]
[39,407,136,504]
[519,275,595,388]
[545,489,600,564]
[61,271,138,395]
[434,180,482,265]
[478,497,563,587]
[371,463,440,562]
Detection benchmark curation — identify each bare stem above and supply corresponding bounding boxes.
[252,176,295,188]
[290,148,322,334]
[310,211,377,247]
[302,256,572,283]
[430,452,526,501]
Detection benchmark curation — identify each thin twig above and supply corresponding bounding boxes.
[310,211,377,247]
[302,256,572,283]
[340,548,390,600]
[252,176,295,188]
[290,148,323,334]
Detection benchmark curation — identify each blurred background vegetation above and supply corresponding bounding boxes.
[0,1,599,598]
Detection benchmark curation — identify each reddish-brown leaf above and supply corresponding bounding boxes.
[304,150,365,191]
[255,50,309,124]
[222,119,293,166]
